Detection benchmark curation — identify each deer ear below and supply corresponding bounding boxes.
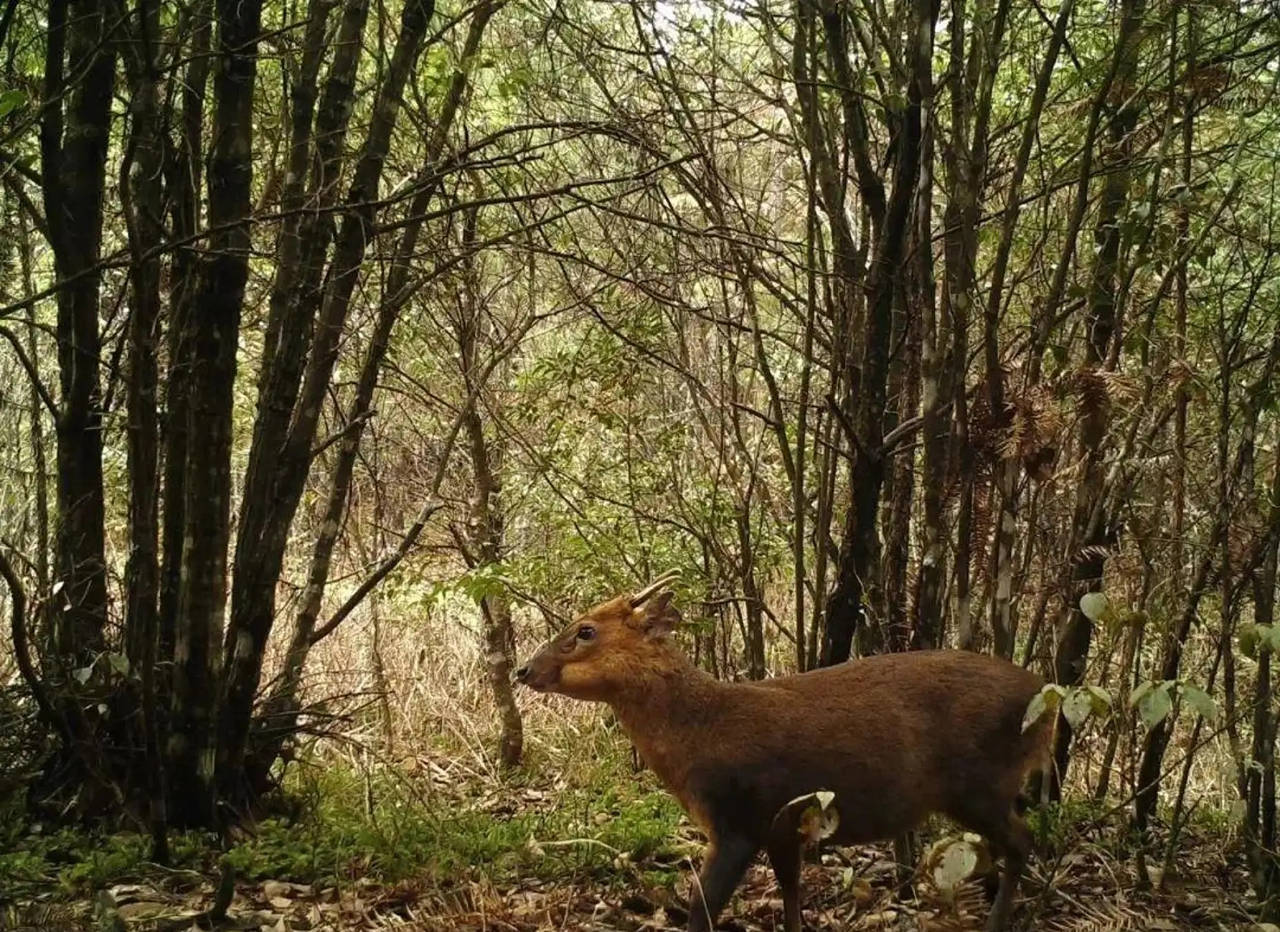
[638,590,681,639]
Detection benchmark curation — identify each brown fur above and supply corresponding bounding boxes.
[517,590,1050,932]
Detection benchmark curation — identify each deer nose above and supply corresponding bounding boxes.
[514,665,530,683]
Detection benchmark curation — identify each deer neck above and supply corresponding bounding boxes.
[609,662,725,796]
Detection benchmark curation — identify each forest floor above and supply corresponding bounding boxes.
[0,748,1264,932]
[0,847,1260,932]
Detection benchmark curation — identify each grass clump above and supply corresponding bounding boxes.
[226,757,686,887]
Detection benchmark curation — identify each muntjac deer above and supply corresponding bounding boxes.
[516,576,1050,932]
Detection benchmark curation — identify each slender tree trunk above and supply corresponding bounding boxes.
[119,0,168,857]
[1052,0,1147,785]
[912,0,948,649]
[885,281,921,652]
[993,5,1072,654]
[247,0,495,787]
[989,456,1017,658]
[736,505,767,679]
[820,0,928,664]
[456,208,523,769]
[41,0,116,664]
[1172,7,1195,582]
[120,0,163,671]
[17,213,49,595]
[246,0,369,494]
[169,0,265,825]
[940,0,1011,655]
[159,0,213,671]
[792,0,870,663]
[465,429,523,770]
[809,411,836,668]
[219,0,437,801]
[1248,455,1280,912]
[793,189,816,670]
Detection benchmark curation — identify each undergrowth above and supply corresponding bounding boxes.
[0,744,686,904]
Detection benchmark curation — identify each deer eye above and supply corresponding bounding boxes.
[576,625,596,641]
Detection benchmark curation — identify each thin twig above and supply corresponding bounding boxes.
[309,409,376,459]
[0,549,58,728]
[0,326,58,418]
[310,501,444,645]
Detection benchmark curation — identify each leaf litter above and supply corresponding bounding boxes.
[3,831,1258,932]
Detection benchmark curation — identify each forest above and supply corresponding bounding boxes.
[0,0,1278,926]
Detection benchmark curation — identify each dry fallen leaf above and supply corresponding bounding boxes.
[261,881,291,899]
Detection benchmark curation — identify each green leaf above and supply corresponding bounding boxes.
[1079,592,1109,623]
[0,89,26,119]
[1086,685,1113,716]
[1230,798,1248,825]
[1241,623,1262,659]
[1130,680,1154,707]
[1062,688,1095,730]
[72,666,93,685]
[1022,691,1047,733]
[1022,684,1063,732]
[1180,683,1217,722]
[1137,682,1174,729]
[106,652,131,678]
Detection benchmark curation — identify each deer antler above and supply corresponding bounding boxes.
[630,570,681,607]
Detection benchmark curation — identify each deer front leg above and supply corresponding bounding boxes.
[687,834,757,932]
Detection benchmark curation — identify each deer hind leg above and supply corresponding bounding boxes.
[687,833,757,932]
[951,798,1032,932]
[980,809,1033,932]
[989,813,1032,932]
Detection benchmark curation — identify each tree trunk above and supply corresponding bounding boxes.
[246,0,369,502]
[168,0,265,825]
[736,505,767,679]
[457,209,523,769]
[1134,313,1280,832]
[979,0,1076,655]
[820,0,928,664]
[17,212,50,595]
[1052,0,1147,785]
[884,280,921,653]
[119,0,168,856]
[41,0,116,664]
[1248,455,1280,911]
[219,0,436,801]
[1171,5,1195,585]
[912,0,950,649]
[159,0,213,671]
[254,4,496,775]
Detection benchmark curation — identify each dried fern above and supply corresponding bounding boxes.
[1044,897,1149,932]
